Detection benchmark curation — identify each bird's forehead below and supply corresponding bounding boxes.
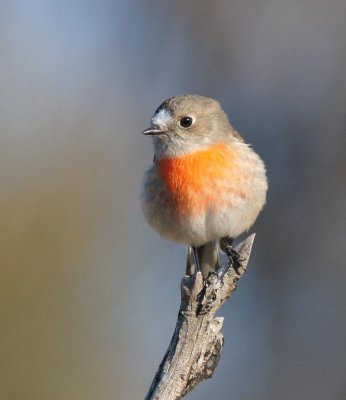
[152,108,172,126]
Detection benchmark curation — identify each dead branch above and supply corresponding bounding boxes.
[145,234,256,400]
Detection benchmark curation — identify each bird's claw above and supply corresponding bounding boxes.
[223,246,244,275]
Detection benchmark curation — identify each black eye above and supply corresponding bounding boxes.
[179,116,193,128]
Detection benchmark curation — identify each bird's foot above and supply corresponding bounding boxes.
[226,248,244,275]
[221,238,244,275]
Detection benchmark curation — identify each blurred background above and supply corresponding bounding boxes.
[0,1,345,399]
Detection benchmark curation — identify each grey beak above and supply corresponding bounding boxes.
[142,125,166,136]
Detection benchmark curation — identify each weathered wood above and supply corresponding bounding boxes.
[145,234,256,400]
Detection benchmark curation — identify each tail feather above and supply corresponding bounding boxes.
[186,240,220,278]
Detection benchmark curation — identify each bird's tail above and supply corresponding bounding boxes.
[186,240,220,278]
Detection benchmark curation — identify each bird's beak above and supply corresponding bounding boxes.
[142,125,166,136]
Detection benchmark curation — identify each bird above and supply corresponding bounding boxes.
[140,95,268,278]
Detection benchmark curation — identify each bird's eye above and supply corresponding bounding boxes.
[179,116,193,128]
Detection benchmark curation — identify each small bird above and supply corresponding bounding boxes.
[141,95,268,277]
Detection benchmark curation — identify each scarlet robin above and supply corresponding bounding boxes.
[141,95,268,277]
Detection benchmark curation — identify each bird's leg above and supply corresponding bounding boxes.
[192,246,201,274]
[187,243,219,278]
[186,246,201,276]
[186,246,196,276]
[221,237,234,252]
[221,237,242,275]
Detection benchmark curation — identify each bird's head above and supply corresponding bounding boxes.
[142,95,241,159]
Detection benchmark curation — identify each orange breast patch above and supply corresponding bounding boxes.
[157,143,247,217]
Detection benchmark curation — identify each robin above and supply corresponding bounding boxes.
[141,95,268,277]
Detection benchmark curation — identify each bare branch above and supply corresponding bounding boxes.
[145,234,256,400]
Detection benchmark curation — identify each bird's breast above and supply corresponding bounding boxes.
[157,143,249,217]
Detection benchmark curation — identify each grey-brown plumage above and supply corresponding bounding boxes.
[141,95,268,277]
